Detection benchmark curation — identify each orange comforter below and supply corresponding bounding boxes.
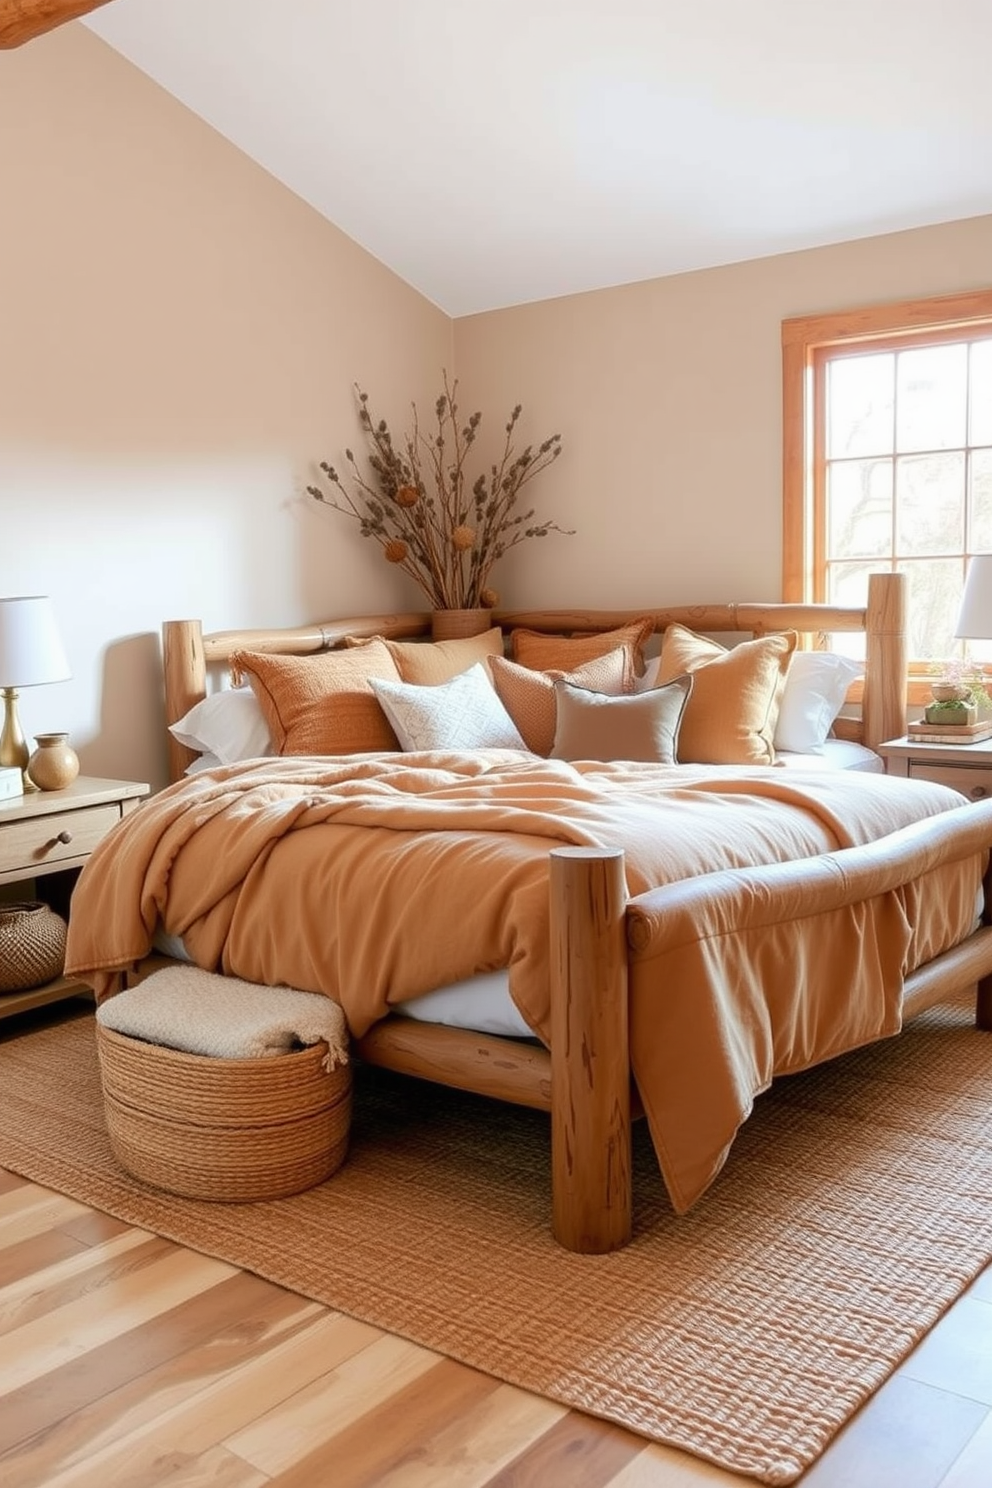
[65,751,987,1210]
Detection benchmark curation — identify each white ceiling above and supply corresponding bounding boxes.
[83,0,992,318]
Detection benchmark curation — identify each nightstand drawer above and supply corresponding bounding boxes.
[0,803,122,878]
[909,762,992,801]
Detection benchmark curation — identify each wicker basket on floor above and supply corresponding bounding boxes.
[95,1023,352,1202]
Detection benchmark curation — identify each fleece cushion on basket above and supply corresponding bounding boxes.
[95,965,350,1070]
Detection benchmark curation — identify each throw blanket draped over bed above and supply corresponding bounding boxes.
[65,752,984,1211]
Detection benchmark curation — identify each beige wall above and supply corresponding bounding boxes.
[3,24,991,789]
[0,25,452,788]
[454,214,992,610]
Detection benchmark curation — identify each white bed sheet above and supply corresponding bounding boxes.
[776,739,884,773]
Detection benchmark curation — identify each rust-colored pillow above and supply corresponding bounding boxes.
[231,641,401,755]
[656,625,797,765]
[364,627,505,685]
[509,617,654,679]
[490,648,634,755]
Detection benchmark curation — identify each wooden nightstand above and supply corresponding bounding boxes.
[878,736,992,802]
[0,776,149,1020]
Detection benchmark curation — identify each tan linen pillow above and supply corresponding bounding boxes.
[376,627,505,685]
[509,617,654,678]
[656,625,797,765]
[231,641,401,755]
[490,648,634,755]
[550,676,693,764]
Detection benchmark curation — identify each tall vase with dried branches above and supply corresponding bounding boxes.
[308,374,569,634]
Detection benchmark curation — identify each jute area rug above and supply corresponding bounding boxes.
[1,1001,991,1486]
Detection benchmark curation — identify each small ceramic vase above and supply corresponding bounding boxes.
[28,732,80,791]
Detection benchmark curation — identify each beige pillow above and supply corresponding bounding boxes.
[655,625,797,765]
[550,676,693,764]
[490,648,634,755]
[371,627,505,685]
[509,617,654,678]
[231,641,401,755]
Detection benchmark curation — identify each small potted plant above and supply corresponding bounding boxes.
[925,660,990,725]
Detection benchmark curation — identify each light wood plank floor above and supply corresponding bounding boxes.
[1,1019,992,1485]
[2,1179,991,1484]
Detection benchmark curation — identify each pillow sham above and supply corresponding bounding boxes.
[773,651,864,754]
[353,627,505,685]
[509,617,654,679]
[169,687,272,764]
[550,675,693,764]
[489,648,633,755]
[231,641,401,755]
[655,625,797,765]
[369,663,527,753]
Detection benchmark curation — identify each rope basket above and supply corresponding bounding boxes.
[0,902,67,992]
[95,1023,352,1202]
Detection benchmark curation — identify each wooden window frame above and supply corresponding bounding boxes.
[782,288,992,701]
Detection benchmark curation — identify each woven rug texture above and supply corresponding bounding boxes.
[1,1001,991,1486]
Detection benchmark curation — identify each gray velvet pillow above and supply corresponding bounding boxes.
[550,675,693,763]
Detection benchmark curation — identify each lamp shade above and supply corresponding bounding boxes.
[0,596,71,688]
[954,557,992,640]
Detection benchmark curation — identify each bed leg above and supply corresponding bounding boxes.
[549,846,632,1254]
[977,976,992,1031]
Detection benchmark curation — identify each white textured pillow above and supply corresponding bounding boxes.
[369,664,527,752]
[774,652,864,754]
[169,688,272,764]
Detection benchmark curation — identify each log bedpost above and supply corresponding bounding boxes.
[863,571,907,752]
[162,619,206,784]
[549,846,632,1253]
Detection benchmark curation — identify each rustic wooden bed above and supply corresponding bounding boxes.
[152,571,992,1254]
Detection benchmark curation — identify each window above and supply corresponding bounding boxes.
[782,289,992,675]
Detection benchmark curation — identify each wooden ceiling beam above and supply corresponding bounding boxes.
[0,0,116,49]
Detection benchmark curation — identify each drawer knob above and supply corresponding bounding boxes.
[970,786,988,801]
[55,829,73,845]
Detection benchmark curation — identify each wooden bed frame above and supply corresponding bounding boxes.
[157,572,992,1253]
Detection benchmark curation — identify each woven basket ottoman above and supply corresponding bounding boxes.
[94,967,352,1203]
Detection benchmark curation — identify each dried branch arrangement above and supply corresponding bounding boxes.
[308,373,568,609]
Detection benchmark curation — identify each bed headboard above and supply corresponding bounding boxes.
[161,571,907,784]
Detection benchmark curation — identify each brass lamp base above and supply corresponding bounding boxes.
[0,687,38,791]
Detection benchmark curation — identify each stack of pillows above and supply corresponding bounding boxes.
[171,617,862,771]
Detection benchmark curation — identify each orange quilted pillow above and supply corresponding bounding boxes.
[231,642,401,755]
[490,649,634,755]
[509,617,654,679]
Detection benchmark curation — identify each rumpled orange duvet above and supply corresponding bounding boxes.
[65,751,988,1211]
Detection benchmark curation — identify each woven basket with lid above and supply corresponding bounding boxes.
[95,1023,352,1201]
[0,901,67,992]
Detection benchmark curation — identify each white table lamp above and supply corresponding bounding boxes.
[955,555,992,642]
[0,596,72,788]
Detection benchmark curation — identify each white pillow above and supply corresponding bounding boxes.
[774,652,863,754]
[169,687,272,764]
[369,663,527,752]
